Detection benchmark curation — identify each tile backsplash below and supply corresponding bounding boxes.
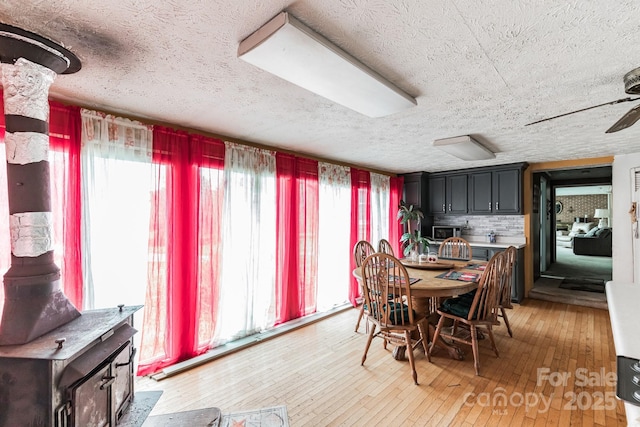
[432,215,525,238]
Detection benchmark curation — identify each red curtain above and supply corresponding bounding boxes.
[49,102,83,309]
[349,168,370,306]
[192,135,225,353]
[137,126,225,376]
[389,176,404,257]
[275,154,319,324]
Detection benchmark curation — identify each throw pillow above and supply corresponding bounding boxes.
[585,227,599,237]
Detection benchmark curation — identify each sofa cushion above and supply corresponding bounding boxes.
[569,221,597,237]
[595,228,611,238]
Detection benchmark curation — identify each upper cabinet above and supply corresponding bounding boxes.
[402,171,428,211]
[428,174,468,214]
[493,168,523,214]
[469,166,523,214]
[403,162,527,217]
[428,176,446,214]
[447,174,468,214]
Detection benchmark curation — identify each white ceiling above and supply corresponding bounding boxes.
[1,1,639,175]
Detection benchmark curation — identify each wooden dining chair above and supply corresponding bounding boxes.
[377,238,395,256]
[353,240,376,332]
[360,253,431,385]
[429,251,505,376]
[497,246,517,337]
[438,236,473,261]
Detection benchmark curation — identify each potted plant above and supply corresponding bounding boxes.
[397,201,433,259]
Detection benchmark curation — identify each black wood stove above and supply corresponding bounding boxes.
[0,305,141,426]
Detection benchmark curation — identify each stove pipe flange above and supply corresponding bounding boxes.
[0,22,82,345]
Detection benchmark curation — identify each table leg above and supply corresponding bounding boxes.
[414,296,466,361]
[390,296,429,361]
[390,296,467,361]
[392,345,406,360]
[427,318,465,360]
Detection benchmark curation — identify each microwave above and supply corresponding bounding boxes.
[432,226,462,241]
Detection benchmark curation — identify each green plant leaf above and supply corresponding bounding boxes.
[400,232,413,243]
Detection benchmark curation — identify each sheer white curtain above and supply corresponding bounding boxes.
[214,142,277,344]
[317,162,351,311]
[370,172,391,247]
[80,110,153,310]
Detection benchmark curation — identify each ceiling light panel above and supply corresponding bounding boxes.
[238,11,417,118]
[432,135,495,161]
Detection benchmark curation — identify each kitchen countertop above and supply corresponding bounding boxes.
[434,236,526,249]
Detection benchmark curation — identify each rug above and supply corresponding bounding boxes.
[559,277,606,293]
[219,405,289,427]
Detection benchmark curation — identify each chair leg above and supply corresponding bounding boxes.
[405,330,418,385]
[418,320,431,363]
[361,323,376,366]
[501,307,513,337]
[470,325,480,376]
[486,326,500,358]
[429,316,446,357]
[355,305,364,332]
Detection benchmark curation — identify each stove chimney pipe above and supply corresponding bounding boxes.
[0,23,82,345]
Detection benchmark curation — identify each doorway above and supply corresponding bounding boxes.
[530,166,613,309]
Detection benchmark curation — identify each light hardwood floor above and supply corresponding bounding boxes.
[135,299,626,426]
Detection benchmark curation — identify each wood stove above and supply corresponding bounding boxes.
[0,305,141,427]
[0,22,221,427]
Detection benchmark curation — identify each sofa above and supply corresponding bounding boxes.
[573,227,612,257]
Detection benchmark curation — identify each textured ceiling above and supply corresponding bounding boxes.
[0,1,639,174]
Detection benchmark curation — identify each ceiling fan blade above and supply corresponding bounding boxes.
[605,104,640,133]
[525,97,640,126]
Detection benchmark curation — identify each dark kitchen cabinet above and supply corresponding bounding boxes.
[400,172,433,237]
[428,174,467,214]
[469,171,493,214]
[447,174,468,214]
[428,176,445,214]
[493,168,521,214]
[409,162,527,217]
[402,172,428,211]
[471,245,525,303]
[469,165,524,215]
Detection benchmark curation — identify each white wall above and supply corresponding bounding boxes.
[612,152,640,283]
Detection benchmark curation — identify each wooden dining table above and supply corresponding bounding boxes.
[353,258,485,360]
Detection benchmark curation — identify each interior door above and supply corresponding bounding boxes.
[532,174,541,279]
[542,176,551,270]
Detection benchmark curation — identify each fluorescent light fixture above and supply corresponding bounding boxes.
[238,11,417,117]
[432,135,495,161]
